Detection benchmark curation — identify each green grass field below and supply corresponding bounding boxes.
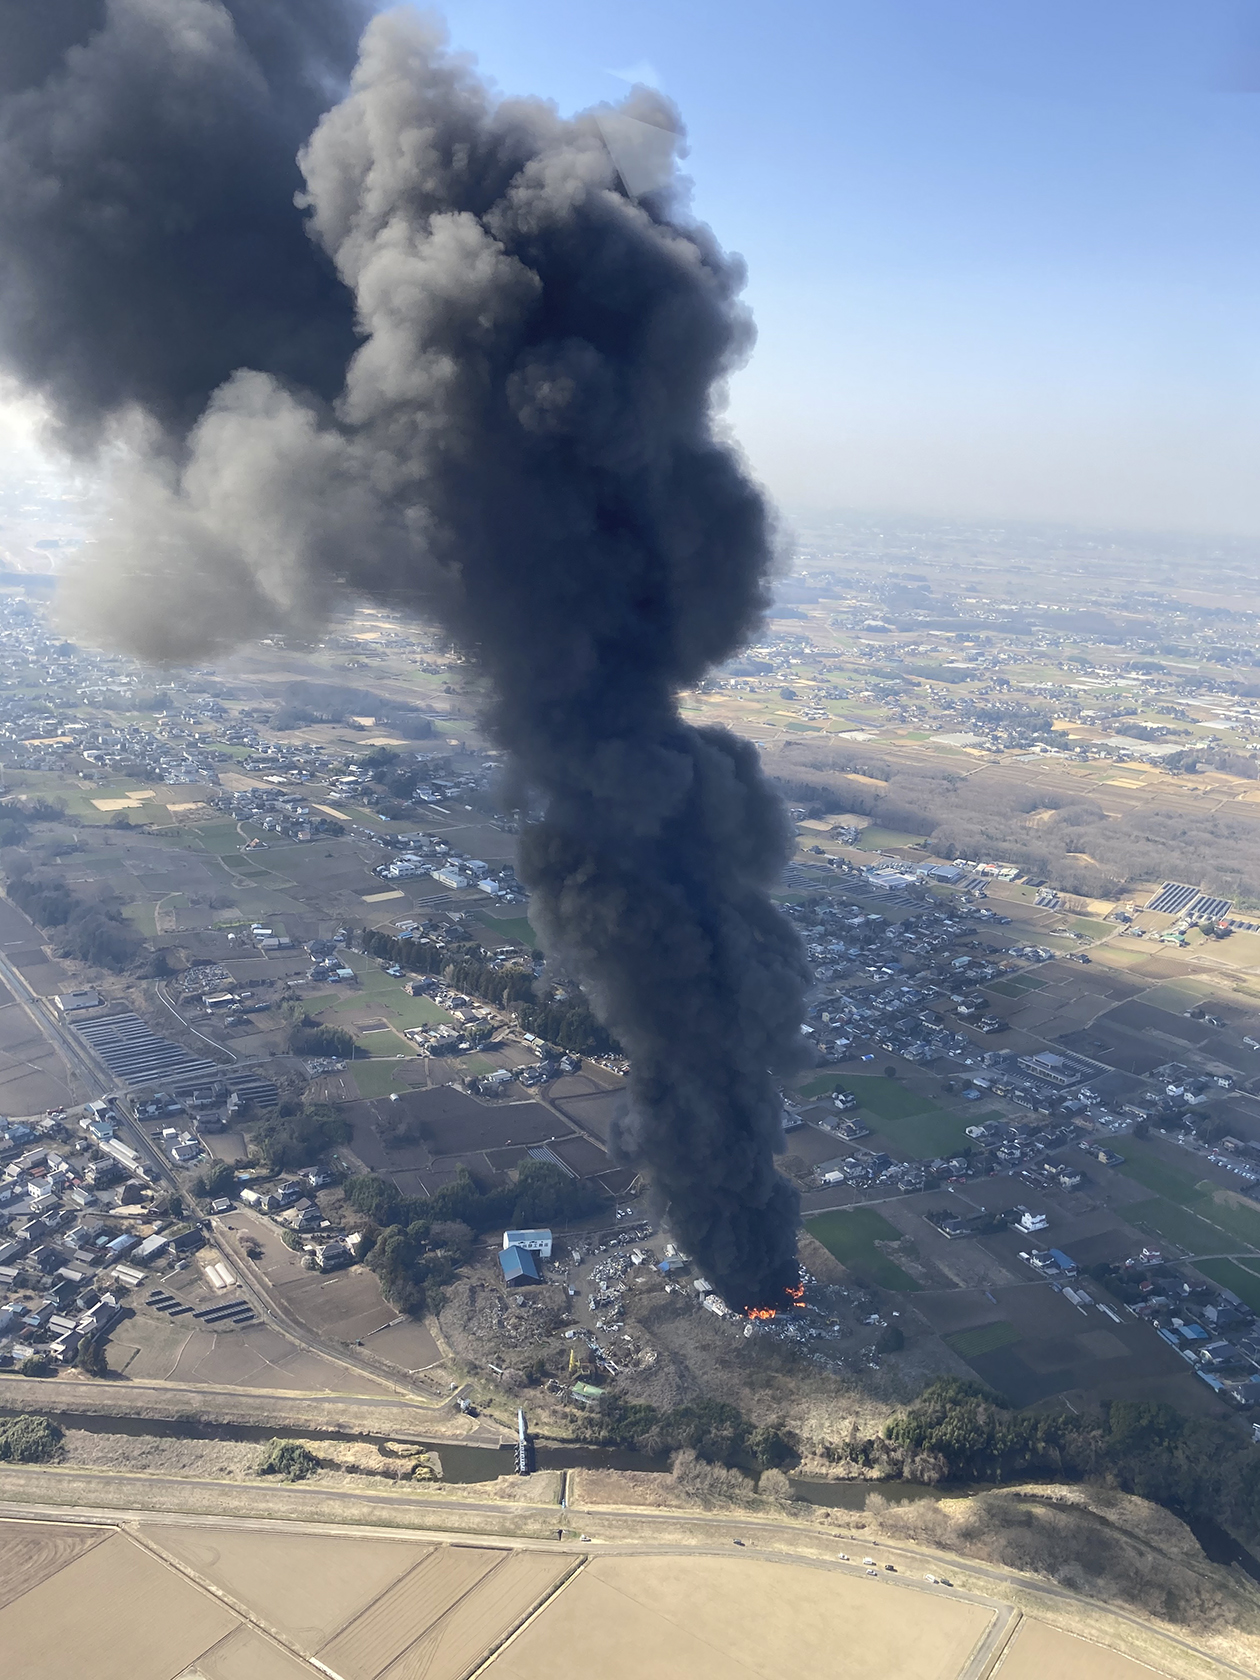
[1114,1143,1260,1252]
[189,820,248,856]
[855,826,927,850]
[1125,1196,1235,1254]
[804,1208,921,1291]
[796,1073,971,1157]
[1193,1258,1260,1313]
[822,1075,934,1121]
[476,913,538,949]
[1202,1195,1260,1250]
[945,1321,1022,1358]
[120,900,158,936]
[872,1107,973,1158]
[347,1059,417,1100]
[1115,1140,1208,1205]
[353,1028,412,1058]
[321,989,453,1030]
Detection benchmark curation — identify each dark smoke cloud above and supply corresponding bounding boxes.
[0,4,810,1310]
[0,0,366,438]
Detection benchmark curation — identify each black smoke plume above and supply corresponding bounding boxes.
[0,4,810,1310]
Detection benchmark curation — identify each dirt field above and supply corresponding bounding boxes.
[1,1506,1252,1679]
[109,1308,401,1396]
[318,1545,503,1674]
[143,1523,424,1649]
[0,1528,238,1680]
[483,1553,992,1680]
[994,1621,1174,1680]
[182,1623,315,1680]
[377,1552,573,1680]
[0,1517,111,1610]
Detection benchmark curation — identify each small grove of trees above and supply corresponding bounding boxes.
[0,1414,63,1461]
[286,1016,358,1060]
[6,873,142,971]
[344,1159,606,1317]
[345,1158,603,1238]
[364,1221,463,1316]
[257,1438,318,1480]
[250,1102,351,1173]
[872,1378,1260,1550]
[360,927,534,1010]
[357,927,618,1055]
[191,1160,237,1202]
[586,1394,797,1471]
[75,1335,110,1378]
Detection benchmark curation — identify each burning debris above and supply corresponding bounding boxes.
[745,1279,807,1322]
[0,4,810,1311]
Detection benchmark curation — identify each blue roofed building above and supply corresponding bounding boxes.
[499,1245,540,1285]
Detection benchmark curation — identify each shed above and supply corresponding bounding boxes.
[502,1228,553,1258]
[499,1245,540,1285]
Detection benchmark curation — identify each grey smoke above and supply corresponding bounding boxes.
[0,4,810,1310]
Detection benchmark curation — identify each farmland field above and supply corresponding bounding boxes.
[995,1619,1168,1680]
[0,1530,237,1680]
[482,1554,991,1680]
[0,1514,1234,1680]
[805,1207,921,1290]
[945,1321,1022,1358]
[138,1524,421,1649]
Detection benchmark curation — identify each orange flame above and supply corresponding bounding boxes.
[745,1283,806,1322]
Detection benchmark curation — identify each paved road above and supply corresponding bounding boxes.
[0,1371,505,1435]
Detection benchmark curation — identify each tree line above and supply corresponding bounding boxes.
[771,742,1260,903]
[357,927,618,1055]
[6,872,142,971]
[860,1377,1260,1549]
[588,1392,796,1471]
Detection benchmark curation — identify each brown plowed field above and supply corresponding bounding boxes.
[482,1553,993,1680]
[995,1620,1172,1679]
[317,1544,505,1677]
[140,1523,425,1650]
[0,1518,110,1610]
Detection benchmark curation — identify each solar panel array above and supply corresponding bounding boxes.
[1187,893,1233,922]
[76,1012,221,1091]
[1145,882,1233,921]
[1145,881,1198,915]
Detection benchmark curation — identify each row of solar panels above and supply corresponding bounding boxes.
[1145,881,1233,921]
[74,1011,278,1107]
[76,1011,220,1090]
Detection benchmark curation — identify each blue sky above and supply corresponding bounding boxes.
[434,0,1260,535]
[5,2,1257,538]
